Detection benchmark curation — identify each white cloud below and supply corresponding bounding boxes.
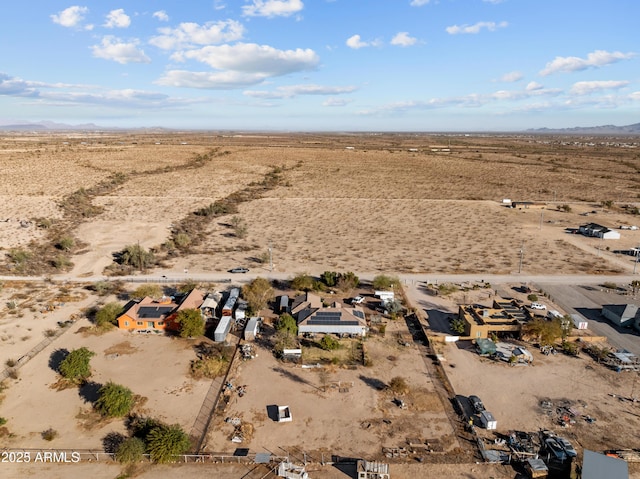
[410,0,431,6]
[91,36,151,64]
[483,0,506,3]
[51,6,92,30]
[391,32,417,47]
[244,84,357,99]
[346,34,374,49]
[150,21,244,50]
[152,11,169,22]
[242,0,304,18]
[570,80,630,95]
[157,43,319,89]
[446,21,508,35]
[156,70,269,89]
[631,92,640,101]
[323,98,351,107]
[214,1,226,10]
[180,43,318,75]
[526,81,543,91]
[0,72,200,109]
[540,50,636,76]
[497,71,523,83]
[104,9,131,29]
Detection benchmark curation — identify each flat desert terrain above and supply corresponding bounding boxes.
[0,132,638,277]
[1,132,640,478]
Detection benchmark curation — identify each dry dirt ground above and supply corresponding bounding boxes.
[1,132,640,477]
[0,314,210,449]
[204,317,455,459]
[1,132,639,277]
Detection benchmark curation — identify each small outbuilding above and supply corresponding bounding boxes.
[244,317,261,341]
[579,223,621,239]
[602,304,638,328]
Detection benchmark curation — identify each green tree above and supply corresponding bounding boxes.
[522,318,563,346]
[372,274,400,290]
[320,335,340,351]
[119,244,155,271]
[450,317,466,334]
[59,347,95,382]
[131,284,162,299]
[175,309,205,338]
[177,280,197,294]
[146,424,191,463]
[242,277,273,314]
[275,313,298,336]
[115,437,145,463]
[631,280,640,295]
[173,232,191,250]
[336,271,359,292]
[55,236,75,252]
[527,294,538,302]
[95,382,134,417]
[321,271,339,287]
[291,274,316,292]
[95,302,122,328]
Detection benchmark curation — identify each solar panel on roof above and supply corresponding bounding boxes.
[138,306,173,319]
[307,320,361,326]
[353,310,365,319]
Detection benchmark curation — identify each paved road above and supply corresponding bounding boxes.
[536,282,640,356]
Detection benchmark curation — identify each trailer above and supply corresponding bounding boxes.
[234,300,247,321]
[480,411,497,430]
[375,291,395,303]
[222,288,240,317]
[214,316,232,342]
[570,313,588,330]
[244,317,261,341]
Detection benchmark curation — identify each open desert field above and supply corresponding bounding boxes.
[1,132,639,278]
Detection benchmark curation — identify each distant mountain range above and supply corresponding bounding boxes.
[527,122,640,135]
[0,120,109,131]
[1,120,639,134]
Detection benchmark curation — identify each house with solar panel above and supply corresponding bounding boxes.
[117,289,206,332]
[291,292,367,337]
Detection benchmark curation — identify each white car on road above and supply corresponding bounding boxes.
[530,302,546,310]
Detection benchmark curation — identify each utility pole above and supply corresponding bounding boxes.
[268,242,273,272]
[634,254,639,275]
[539,210,544,230]
[518,242,524,274]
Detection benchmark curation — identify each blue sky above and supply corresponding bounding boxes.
[0,0,638,131]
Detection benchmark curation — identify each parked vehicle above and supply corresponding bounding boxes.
[555,437,577,457]
[229,267,249,273]
[352,296,365,304]
[544,437,568,461]
[530,302,547,310]
[468,395,485,413]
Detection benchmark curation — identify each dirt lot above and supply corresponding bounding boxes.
[0,316,210,449]
[205,316,457,459]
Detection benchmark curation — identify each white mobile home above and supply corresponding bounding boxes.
[375,291,395,303]
[214,316,232,342]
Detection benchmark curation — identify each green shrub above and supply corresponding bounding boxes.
[320,335,340,351]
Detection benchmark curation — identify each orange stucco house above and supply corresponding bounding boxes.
[117,289,205,332]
